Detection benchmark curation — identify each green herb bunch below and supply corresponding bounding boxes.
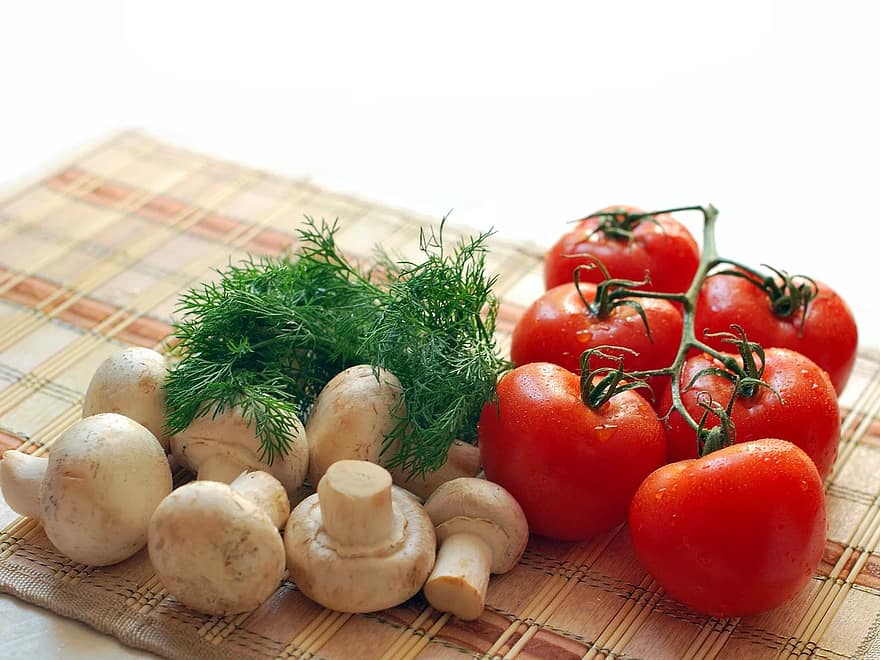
[163,218,508,475]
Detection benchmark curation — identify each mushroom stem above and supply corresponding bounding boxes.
[230,471,291,529]
[0,450,47,520]
[423,532,493,621]
[197,454,250,484]
[422,478,529,621]
[317,460,399,548]
[170,407,309,496]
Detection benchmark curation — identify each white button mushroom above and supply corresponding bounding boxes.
[284,460,436,613]
[387,440,482,501]
[422,477,529,621]
[0,413,172,566]
[305,364,481,499]
[304,365,402,485]
[82,347,171,450]
[148,471,289,616]
[171,406,309,496]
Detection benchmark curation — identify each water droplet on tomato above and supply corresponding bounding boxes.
[655,487,667,501]
[576,330,594,344]
[800,479,808,491]
[593,423,618,442]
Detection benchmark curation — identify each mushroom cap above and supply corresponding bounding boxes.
[40,413,172,566]
[82,347,171,450]
[171,406,309,494]
[387,439,481,500]
[424,477,528,574]
[284,485,435,613]
[304,365,403,486]
[148,480,285,616]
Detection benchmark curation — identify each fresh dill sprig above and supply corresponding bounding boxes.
[164,217,509,474]
[365,224,504,474]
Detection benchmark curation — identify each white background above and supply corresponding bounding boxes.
[1,1,878,338]
[0,3,879,656]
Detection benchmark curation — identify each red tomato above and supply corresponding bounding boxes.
[629,439,827,617]
[694,269,858,393]
[544,205,700,293]
[660,347,840,479]
[478,362,666,541]
[509,280,682,402]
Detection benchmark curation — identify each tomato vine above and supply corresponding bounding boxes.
[575,204,790,455]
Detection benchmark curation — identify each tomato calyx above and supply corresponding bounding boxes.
[710,263,819,333]
[578,346,653,409]
[694,392,736,456]
[684,326,784,456]
[581,207,659,243]
[572,259,687,344]
[688,325,781,402]
[579,204,708,244]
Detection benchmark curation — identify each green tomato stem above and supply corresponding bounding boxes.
[574,204,775,455]
[618,205,738,434]
[664,204,721,434]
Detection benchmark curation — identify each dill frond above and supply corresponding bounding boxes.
[164,217,509,474]
[364,223,506,474]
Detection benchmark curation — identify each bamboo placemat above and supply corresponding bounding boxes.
[1,131,880,660]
